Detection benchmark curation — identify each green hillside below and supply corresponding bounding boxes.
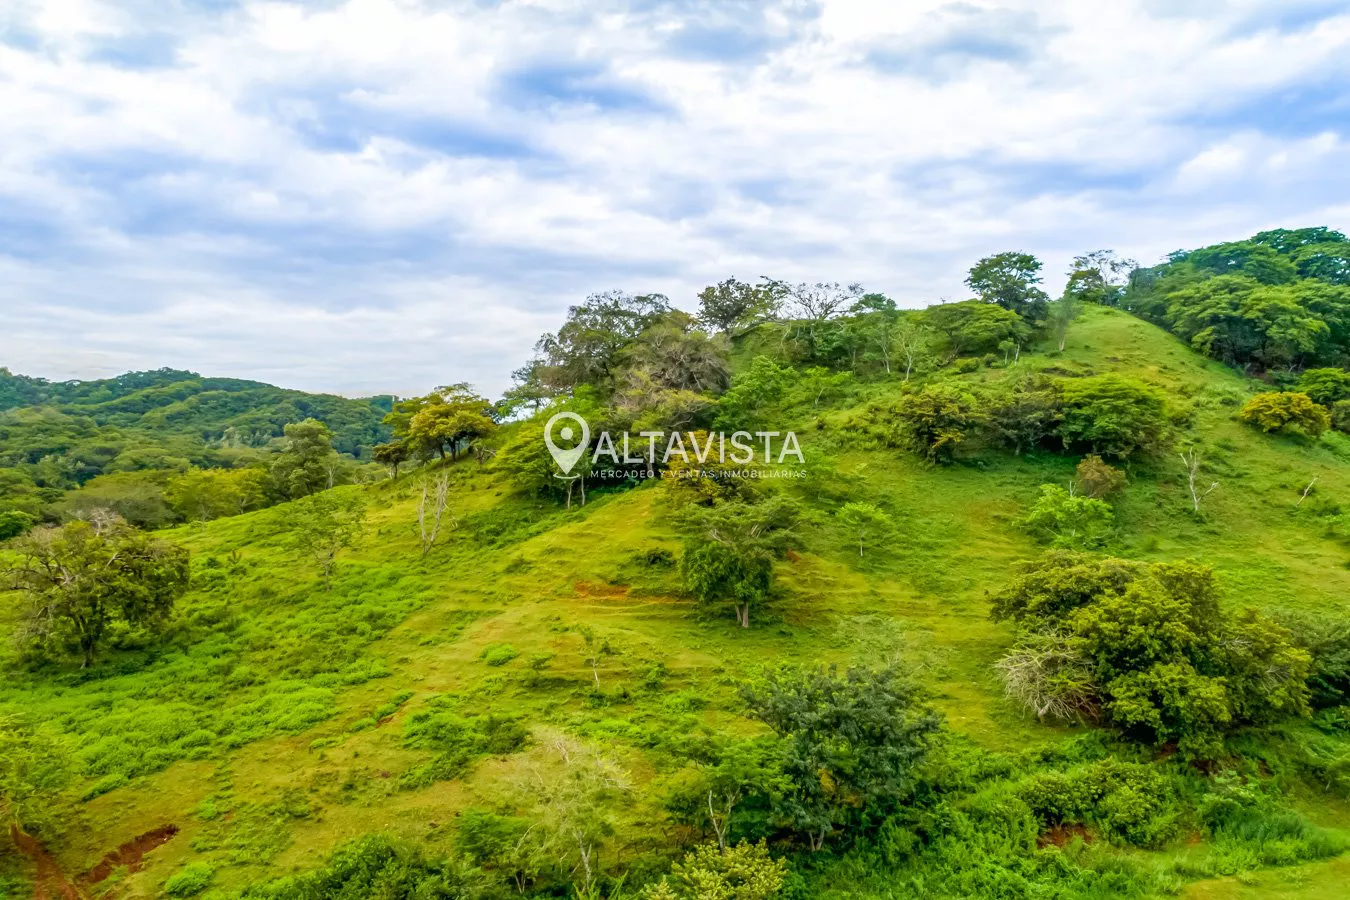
[5,238,1350,899]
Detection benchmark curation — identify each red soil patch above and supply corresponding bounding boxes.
[80,824,179,885]
[6,823,179,900]
[1037,823,1093,849]
[10,825,80,900]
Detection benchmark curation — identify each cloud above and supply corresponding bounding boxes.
[0,0,1348,397]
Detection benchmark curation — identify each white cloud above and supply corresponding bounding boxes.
[0,0,1348,396]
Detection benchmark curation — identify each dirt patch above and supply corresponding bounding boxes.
[1037,823,1093,848]
[9,825,81,900]
[573,581,630,599]
[80,824,179,886]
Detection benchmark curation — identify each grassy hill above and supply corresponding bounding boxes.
[4,306,1350,898]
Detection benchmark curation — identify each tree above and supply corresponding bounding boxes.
[966,252,1050,322]
[292,492,365,588]
[1162,277,1330,369]
[992,552,1312,759]
[781,282,864,361]
[6,518,189,667]
[0,510,35,541]
[890,317,934,382]
[642,841,787,900]
[995,632,1097,722]
[697,279,785,336]
[1019,485,1114,549]
[892,382,983,464]
[741,665,940,851]
[271,418,343,499]
[1179,447,1218,513]
[165,467,267,521]
[1058,375,1169,459]
[849,294,900,374]
[392,385,497,461]
[838,502,892,558]
[372,441,410,479]
[0,715,73,837]
[984,374,1062,455]
[535,291,673,393]
[620,314,731,394]
[1064,250,1136,307]
[455,809,547,895]
[1238,391,1330,437]
[514,733,631,896]
[418,473,452,557]
[1296,368,1350,406]
[713,357,795,432]
[923,300,1030,358]
[660,738,788,852]
[681,497,797,628]
[1048,292,1081,353]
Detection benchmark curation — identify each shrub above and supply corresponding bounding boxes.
[643,841,787,900]
[1019,485,1114,549]
[0,510,34,541]
[1058,375,1169,459]
[1019,759,1178,848]
[480,644,518,667]
[1238,391,1330,436]
[893,383,984,463]
[1074,454,1127,499]
[164,863,215,897]
[1296,368,1350,406]
[983,376,1062,455]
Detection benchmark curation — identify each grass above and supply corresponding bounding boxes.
[3,306,1350,896]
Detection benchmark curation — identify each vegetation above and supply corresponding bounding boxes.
[5,229,1350,898]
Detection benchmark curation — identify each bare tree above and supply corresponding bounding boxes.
[995,633,1097,721]
[1297,475,1319,508]
[891,319,933,382]
[1180,447,1218,512]
[514,732,631,896]
[417,473,452,557]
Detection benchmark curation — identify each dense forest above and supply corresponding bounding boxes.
[4,228,1350,899]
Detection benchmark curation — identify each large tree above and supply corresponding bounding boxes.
[681,497,797,628]
[270,418,343,499]
[966,251,1050,322]
[697,278,786,335]
[6,517,189,667]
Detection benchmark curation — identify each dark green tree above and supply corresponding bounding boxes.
[740,665,940,850]
[966,252,1050,322]
[6,518,189,667]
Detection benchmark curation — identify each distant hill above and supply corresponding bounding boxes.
[0,367,393,456]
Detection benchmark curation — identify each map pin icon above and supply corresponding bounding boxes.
[545,412,589,476]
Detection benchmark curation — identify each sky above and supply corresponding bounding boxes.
[1,0,1349,398]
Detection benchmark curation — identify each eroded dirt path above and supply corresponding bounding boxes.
[8,823,179,899]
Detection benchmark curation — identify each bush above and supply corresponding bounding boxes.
[1019,485,1114,549]
[164,863,215,897]
[1058,375,1169,459]
[1074,454,1127,499]
[480,644,518,667]
[893,383,984,463]
[1296,368,1350,406]
[1238,391,1329,436]
[0,510,34,541]
[1019,759,1178,848]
